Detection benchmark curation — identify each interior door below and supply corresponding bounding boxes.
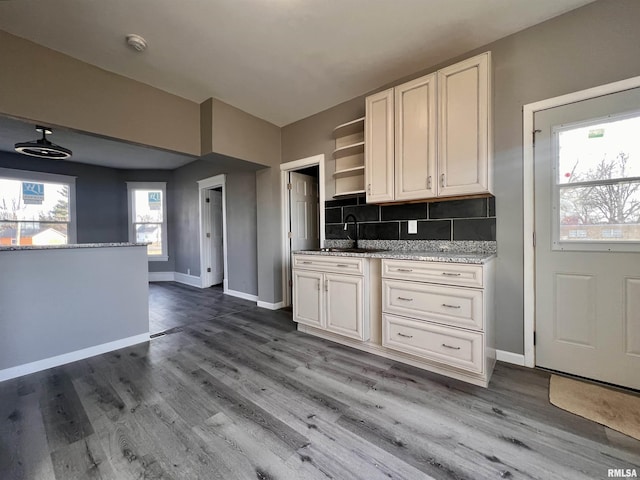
[289,171,319,254]
[210,189,224,285]
[534,88,640,390]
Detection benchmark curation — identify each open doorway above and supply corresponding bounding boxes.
[280,154,326,308]
[198,174,228,291]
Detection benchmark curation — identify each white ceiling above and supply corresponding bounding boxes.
[0,0,594,127]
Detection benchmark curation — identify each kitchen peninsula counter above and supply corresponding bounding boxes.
[0,243,150,381]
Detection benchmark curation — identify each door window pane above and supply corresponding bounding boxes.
[558,115,640,184]
[554,111,640,248]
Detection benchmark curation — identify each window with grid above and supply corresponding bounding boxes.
[553,111,640,251]
[127,182,168,260]
[0,168,76,246]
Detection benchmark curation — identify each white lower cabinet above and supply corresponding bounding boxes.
[293,253,495,387]
[292,269,324,328]
[293,255,370,341]
[382,258,495,385]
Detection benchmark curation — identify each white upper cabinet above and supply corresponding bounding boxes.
[395,73,437,201]
[438,52,491,196]
[365,88,395,203]
[365,52,492,204]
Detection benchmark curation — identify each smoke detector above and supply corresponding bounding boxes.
[15,126,72,160]
[126,34,147,52]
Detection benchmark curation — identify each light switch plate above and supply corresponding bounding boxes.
[408,220,418,234]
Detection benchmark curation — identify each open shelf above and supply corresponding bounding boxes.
[333,165,365,178]
[333,189,366,197]
[333,141,365,158]
[333,116,365,137]
[333,115,366,197]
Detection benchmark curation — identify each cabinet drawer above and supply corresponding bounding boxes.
[382,259,483,287]
[383,314,483,374]
[383,279,483,331]
[294,254,364,275]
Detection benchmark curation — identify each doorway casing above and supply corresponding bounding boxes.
[280,154,326,308]
[198,174,229,292]
[522,75,640,368]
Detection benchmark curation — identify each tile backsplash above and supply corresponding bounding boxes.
[325,195,496,242]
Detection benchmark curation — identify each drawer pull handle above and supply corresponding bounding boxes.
[397,332,413,339]
[442,272,461,277]
[336,264,350,268]
[441,303,461,309]
[397,268,413,272]
[397,297,413,302]
[442,343,461,350]
[302,261,312,264]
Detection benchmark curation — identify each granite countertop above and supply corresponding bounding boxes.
[0,242,148,252]
[294,249,495,264]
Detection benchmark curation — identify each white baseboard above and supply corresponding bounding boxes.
[0,333,150,382]
[496,350,526,366]
[257,300,284,310]
[174,272,203,288]
[225,288,258,302]
[149,271,175,282]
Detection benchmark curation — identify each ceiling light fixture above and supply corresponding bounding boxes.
[14,126,72,159]
[126,34,147,52]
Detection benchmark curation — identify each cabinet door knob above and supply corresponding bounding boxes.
[397,297,413,302]
[397,268,413,272]
[397,332,413,339]
[441,303,461,309]
[442,272,461,277]
[336,264,349,268]
[442,343,461,350]
[367,183,371,194]
[324,279,328,291]
[440,173,445,188]
[427,176,432,189]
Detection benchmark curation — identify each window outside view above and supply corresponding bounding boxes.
[133,189,164,256]
[0,179,70,246]
[557,113,640,244]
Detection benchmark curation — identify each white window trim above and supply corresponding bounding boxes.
[0,167,77,244]
[126,181,168,261]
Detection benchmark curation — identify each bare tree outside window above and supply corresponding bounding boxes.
[561,152,640,226]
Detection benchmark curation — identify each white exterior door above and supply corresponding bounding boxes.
[289,172,319,253]
[534,88,640,390]
[325,273,365,340]
[293,270,323,328]
[210,189,224,285]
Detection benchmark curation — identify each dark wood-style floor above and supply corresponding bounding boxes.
[1,283,638,480]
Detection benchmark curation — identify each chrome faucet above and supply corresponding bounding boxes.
[343,213,359,249]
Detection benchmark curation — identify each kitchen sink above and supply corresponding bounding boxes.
[317,247,389,253]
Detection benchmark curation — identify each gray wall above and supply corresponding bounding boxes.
[281,0,640,354]
[0,152,178,272]
[171,155,261,296]
[0,246,149,371]
[0,151,127,243]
